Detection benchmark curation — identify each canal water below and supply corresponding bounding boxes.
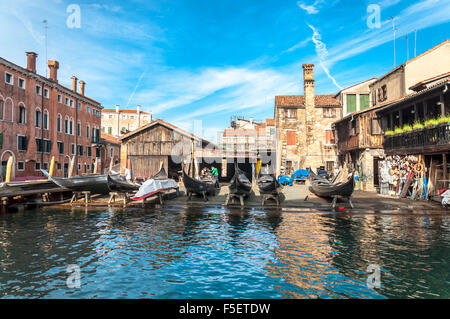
[0,207,449,299]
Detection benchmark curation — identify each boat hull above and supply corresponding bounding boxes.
[182,170,216,196]
[257,174,282,195]
[229,169,252,195]
[309,174,354,198]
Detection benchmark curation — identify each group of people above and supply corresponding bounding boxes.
[201,165,219,188]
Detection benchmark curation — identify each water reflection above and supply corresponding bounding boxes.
[0,208,448,298]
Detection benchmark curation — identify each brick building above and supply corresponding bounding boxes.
[101,105,152,137]
[274,64,341,175]
[0,52,102,180]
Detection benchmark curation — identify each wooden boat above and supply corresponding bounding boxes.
[309,173,354,198]
[182,169,216,198]
[257,173,282,195]
[229,167,252,196]
[152,166,168,180]
[0,179,63,198]
[108,174,140,192]
[132,178,179,201]
[41,169,111,194]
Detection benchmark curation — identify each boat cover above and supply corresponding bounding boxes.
[132,179,179,200]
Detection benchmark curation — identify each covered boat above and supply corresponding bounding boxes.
[132,178,179,201]
[309,173,355,198]
[229,167,252,196]
[182,169,216,198]
[41,169,111,194]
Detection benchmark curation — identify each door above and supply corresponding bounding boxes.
[373,157,381,189]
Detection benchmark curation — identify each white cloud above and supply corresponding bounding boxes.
[297,0,325,15]
[308,24,343,90]
[282,37,312,54]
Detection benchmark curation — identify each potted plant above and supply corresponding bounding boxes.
[412,121,424,131]
[424,118,438,128]
[394,127,403,135]
[384,130,394,136]
[402,124,412,133]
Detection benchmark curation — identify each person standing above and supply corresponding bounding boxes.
[210,165,219,188]
[124,167,132,182]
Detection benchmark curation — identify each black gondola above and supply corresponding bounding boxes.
[229,167,252,196]
[309,173,355,198]
[108,174,140,192]
[257,173,282,195]
[182,169,216,200]
[41,169,111,194]
[152,166,168,180]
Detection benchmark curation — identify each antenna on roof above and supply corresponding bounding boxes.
[399,34,409,61]
[43,20,48,77]
[387,17,397,67]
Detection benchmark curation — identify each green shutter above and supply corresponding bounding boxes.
[360,94,369,110]
[0,133,3,149]
[346,94,356,113]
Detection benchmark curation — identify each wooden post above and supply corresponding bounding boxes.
[93,157,98,174]
[443,153,448,186]
[49,156,55,177]
[68,156,75,178]
[440,93,445,116]
[109,156,113,173]
[5,156,13,182]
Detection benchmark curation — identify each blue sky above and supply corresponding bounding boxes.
[1,0,449,141]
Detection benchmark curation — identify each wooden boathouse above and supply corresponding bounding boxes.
[119,119,220,181]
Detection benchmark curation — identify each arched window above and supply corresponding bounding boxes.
[64,116,69,134]
[35,107,42,128]
[4,98,13,122]
[18,103,27,124]
[0,97,4,120]
[43,109,49,130]
[57,114,62,132]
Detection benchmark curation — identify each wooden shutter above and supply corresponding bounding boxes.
[347,94,356,113]
[286,131,296,145]
[325,130,335,145]
[360,94,369,110]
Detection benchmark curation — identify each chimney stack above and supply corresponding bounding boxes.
[48,60,59,82]
[115,105,120,113]
[71,76,78,92]
[79,80,85,95]
[302,63,315,108]
[26,52,38,73]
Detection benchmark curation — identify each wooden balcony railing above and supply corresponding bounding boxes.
[338,134,359,152]
[383,124,450,152]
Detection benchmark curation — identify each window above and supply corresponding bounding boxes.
[18,78,25,89]
[0,100,3,120]
[43,88,49,99]
[96,148,101,158]
[77,145,83,156]
[360,94,369,110]
[108,126,112,135]
[36,139,51,153]
[109,114,113,119]
[372,90,376,106]
[286,131,296,145]
[346,94,356,113]
[5,72,13,85]
[349,118,360,136]
[87,106,90,114]
[64,118,69,134]
[71,143,75,155]
[122,114,127,120]
[43,110,49,130]
[57,162,62,170]
[57,94,62,103]
[17,161,25,171]
[57,141,64,155]
[323,108,336,118]
[36,138,43,153]
[110,147,114,158]
[77,163,81,171]
[87,146,92,157]
[36,85,42,95]
[65,97,69,106]
[101,126,105,132]
[284,108,297,119]
[86,125,90,138]
[43,162,49,170]
[130,115,135,120]
[371,118,382,135]
[17,135,27,151]
[381,85,387,102]
[325,130,335,145]
[69,120,73,135]
[57,114,62,132]
[77,122,81,136]
[69,99,74,107]
[77,102,81,110]
[326,161,334,173]
[35,162,41,171]
[35,109,41,128]
[18,105,27,124]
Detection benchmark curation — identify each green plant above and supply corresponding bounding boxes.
[413,121,424,130]
[436,114,450,124]
[402,124,412,132]
[424,118,438,127]
[384,130,394,136]
[394,127,403,134]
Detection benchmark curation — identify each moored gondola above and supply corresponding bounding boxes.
[107,174,141,192]
[182,169,216,201]
[229,167,252,196]
[152,166,168,180]
[309,173,354,198]
[257,173,282,195]
[41,169,111,194]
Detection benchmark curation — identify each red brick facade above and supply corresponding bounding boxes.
[0,52,103,180]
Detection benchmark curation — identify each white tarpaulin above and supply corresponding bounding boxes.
[132,179,179,200]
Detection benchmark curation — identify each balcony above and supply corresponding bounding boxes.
[338,134,359,152]
[383,123,450,154]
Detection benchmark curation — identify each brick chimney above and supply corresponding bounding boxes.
[79,80,85,95]
[71,76,78,92]
[115,105,120,113]
[26,52,38,73]
[48,60,59,82]
[303,63,315,108]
